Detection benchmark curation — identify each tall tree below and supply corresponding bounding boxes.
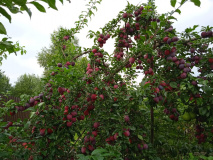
[0,70,12,93]
[11,74,43,97]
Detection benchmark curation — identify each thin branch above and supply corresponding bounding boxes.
[61,48,67,58]
[107,53,142,80]
[73,50,92,60]
[70,128,86,153]
[169,0,188,16]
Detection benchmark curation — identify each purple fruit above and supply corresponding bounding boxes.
[57,63,62,67]
[191,81,197,86]
[153,97,159,103]
[201,32,207,38]
[170,52,176,57]
[137,144,142,150]
[172,57,178,62]
[207,31,212,37]
[143,144,148,149]
[172,37,179,42]
[167,56,172,61]
[158,85,164,90]
[39,93,43,99]
[190,48,195,53]
[183,68,189,73]
[159,96,163,101]
[179,64,185,69]
[181,72,187,79]
[71,62,75,66]
[172,108,177,113]
[167,38,172,44]
[25,103,30,109]
[29,98,35,105]
[123,13,128,18]
[185,63,191,67]
[180,59,185,64]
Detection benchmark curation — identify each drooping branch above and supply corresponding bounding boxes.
[156,37,202,49]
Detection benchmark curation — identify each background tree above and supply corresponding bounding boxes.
[37,27,88,77]
[0,70,12,93]
[11,74,43,97]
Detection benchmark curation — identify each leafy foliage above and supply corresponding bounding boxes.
[10,74,43,97]
[0,70,12,93]
[37,27,88,78]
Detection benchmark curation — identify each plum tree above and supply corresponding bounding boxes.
[0,0,213,159]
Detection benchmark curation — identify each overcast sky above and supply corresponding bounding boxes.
[0,0,213,85]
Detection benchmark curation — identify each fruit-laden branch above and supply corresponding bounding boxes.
[155,37,202,48]
[106,52,142,81]
[106,23,162,80]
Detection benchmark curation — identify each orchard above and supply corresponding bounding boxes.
[0,0,213,159]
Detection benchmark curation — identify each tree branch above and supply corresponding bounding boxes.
[73,50,92,60]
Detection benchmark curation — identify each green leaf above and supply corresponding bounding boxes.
[2,38,8,41]
[3,0,13,8]
[206,73,213,78]
[199,107,207,116]
[146,30,152,37]
[91,156,104,160]
[30,112,35,118]
[20,5,32,18]
[0,22,7,35]
[38,102,45,107]
[24,121,31,129]
[190,0,201,7]
[13,0,27,6]
[41,150,47,156]
[151,21,157,29]
[138,135,143,140]
[202,85,212,93]
[47,0,57,10]
[91,148,107,155]
[170,0,176,7]
[70,43,76,52]
[77,154,90,160]
[170,82,177,88]
[180,0,187,5]
[8,6,19,14]
[175,9,181,14]
[30,2,46,12]
[129,126,136,130]
[0,7,12,23]
[168,16,177,21]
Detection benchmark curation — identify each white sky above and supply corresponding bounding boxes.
[0,0,213,85]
